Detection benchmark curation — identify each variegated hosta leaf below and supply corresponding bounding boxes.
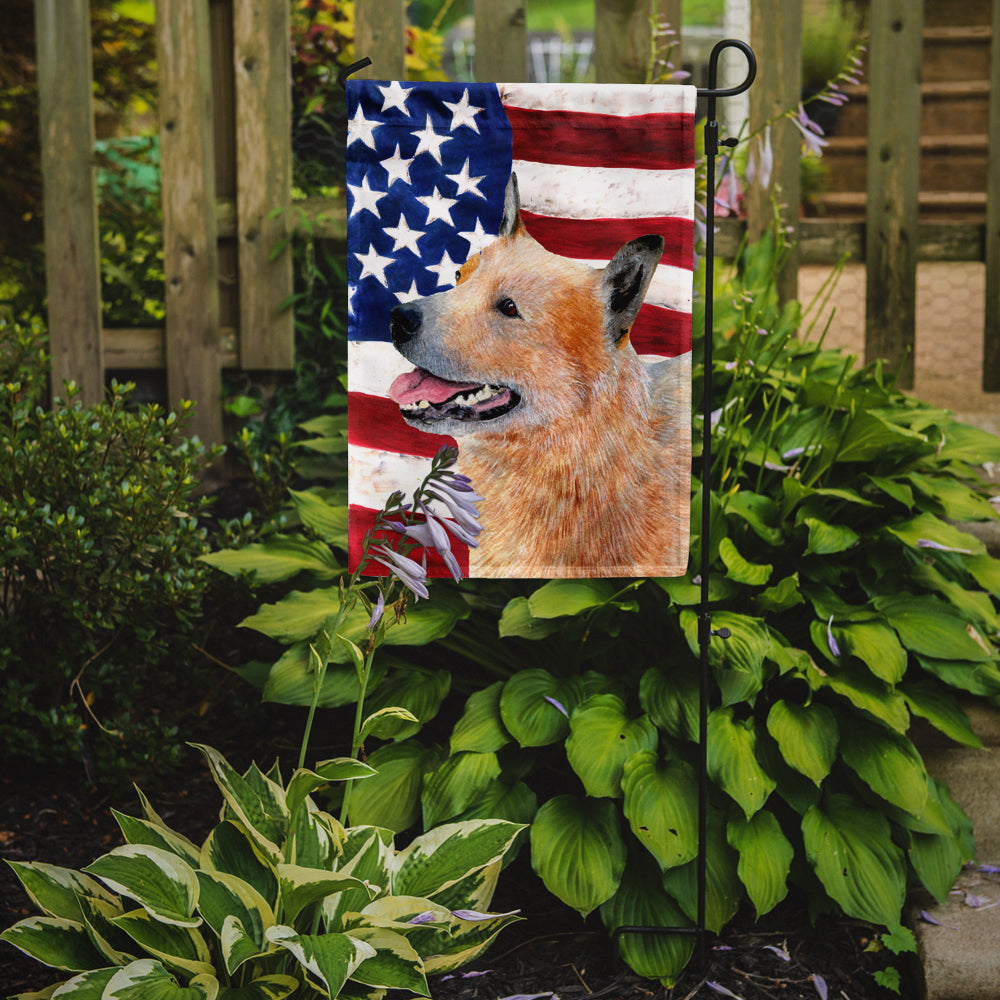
[191,745,287,863]
[285,760,375,824]
[621,751,699,871]
[0,916,107,971]
[450,681,511,754]
[102,958,218,999]
[45,966,118,997]
[566,695,658,799]
[276,864,375,925]
[77,894,136,966]
[706,707,776,818]
[110,908,214,978]
[421,751,502,829]
[529,795,626,917]
[599,853,694,987]
[214,974,299,999]
[219,915,270,980]
[200,822,278,910]
[323,829,393,931]
[112,810,202,868]
[345,926,429,995]
[726,810,793,918]
[265,926,375,998]
[83,846,200,928]
[391,820,524,901]
[802,793,906,926]
[765,700,838,786]
[4,861,118,922]
[424,859,501,916]
[195,870,274,973]
[288,801,344,870]
[422,907,522,975]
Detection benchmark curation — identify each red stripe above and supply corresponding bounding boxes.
[349,392,457,456]
[349,505,470,580]
[521,211,693,269]
[631,305,691,356]
[506,106,694,170]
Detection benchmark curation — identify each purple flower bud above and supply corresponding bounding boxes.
[827,616,841,658]
[917,538,972,554]
[812,974,828,1000]
[544,695,569,718]
[407,911,437,925]
[367,590,385,631]
[370,544,429,600]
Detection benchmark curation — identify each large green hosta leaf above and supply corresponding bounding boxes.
[621,752,699,871]
[346,926,429,994]
[680,611,771,706]
[832,621,907,684]
[727,810,793,918]
[527,579,619,617]
[765,700,838,786]
[195,870,274,974]
[802,793,906,926]
[838,718,929,817]
[530,795,626,917]
[639,664,699,743]
[346,740,442,832]
[707,708,775,818]
[362,667,451,741]
[874,594,996,663]
[900,680,982,748]
[499,670,585,747]
[565,695,658,798]
[199,535,341,584]
[450,681,511,754]
[421,751,502,828]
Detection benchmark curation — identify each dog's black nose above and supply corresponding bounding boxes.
[390,305,422,346]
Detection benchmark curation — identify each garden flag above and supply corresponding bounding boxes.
[347,80,694,579]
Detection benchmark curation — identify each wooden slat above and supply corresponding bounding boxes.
[594,0,654,84]
[983,0,1000,390]
[233,0,294,369]
[746,0,801,304]
[157,0,223,444]
[354,0,406,80]
[474,0,527,81]
[103,328,238,369]
[34,0,103,404]
[864,0,923,389]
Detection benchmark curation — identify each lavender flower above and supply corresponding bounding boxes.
[827,615,841,658]
[386,511,463,582]
[791,104,829,156]
[747,124,774,191]
[544,695,569,718]
[370,544,429,600]
[367,590,385,631]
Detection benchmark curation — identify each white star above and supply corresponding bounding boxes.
[347,175,385,218]
[443,89,484,133]
[347,104,380,149]
[411,115,452,164]
[347,283,357,315]
[447,158,486,199]
[355,244,394,285]
[384,213,425,255]
[378,80,411,114]
[458,219,495,255]
[426,250,462,289]
[416,186,458,226]
[380,144,414,186]
[395,280,424,303]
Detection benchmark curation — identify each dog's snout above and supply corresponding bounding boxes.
[390,305,422,346]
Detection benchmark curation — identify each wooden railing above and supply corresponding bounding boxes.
[32,0,1000,445]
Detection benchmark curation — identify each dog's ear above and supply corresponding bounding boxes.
[600,235,665,345]
[498,173,526,238]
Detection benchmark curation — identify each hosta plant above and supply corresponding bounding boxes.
[1,744,523,999]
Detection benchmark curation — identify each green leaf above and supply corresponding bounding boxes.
[886,512,985,557]
[195,871,273,974]
[392,820,524,901]
[260,643,386,709]
[599,852,694,987]
[727,811,793,918]
[288,489,348,545]
[360,706,421,742]
[835,410,927,463]
[802,793,906,926]
[916,655,1000,697]
[935,421,1000,464]
[265,926,375,997]
[906,472,998,521]
[839,718,929,817]
[527,579,617,618]
[874,594,995,662]
[276,865,373,925]
[346,740,441,832]
[200,536,341,584]
[450,682,511,754]
[34,967,118,998]
[835,621,908,684]
[803,517,859,556]
[718,537,772,585]
[421,751,502,828]
[346,926,429,994]
[680,610,770,706]
[901,680,982,748]
[112,812,201,868]
[285,759,376,822]
[765,700,838,786]
[724,490,784,545]
[808,660,910,732]
[4,862,118,923]
[755,573,804,614]
[216,976,299,1000]
[103,959,218,999]
[0,916,107,971]
[111,909,214,978]
[83,846,200,928]
[639,664,699,742]
[621,751,699,870]
[707,707,776,818]
[499,670,584,747]
[497,597,565,639]
[199,822,278,910]
[362,667,451,740]
[565,695,658,798]
[966,553,1000,597]
[530,795,626,917]
[452,779,538,827]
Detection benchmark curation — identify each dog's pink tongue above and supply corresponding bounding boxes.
[390,368,480,405]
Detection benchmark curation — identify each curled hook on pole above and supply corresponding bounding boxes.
[337,57,373,90]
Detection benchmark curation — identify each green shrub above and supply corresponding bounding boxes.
[0,317,220,783]
[1,743,524,998]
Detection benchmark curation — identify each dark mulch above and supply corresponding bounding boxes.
[1,748,914,1000]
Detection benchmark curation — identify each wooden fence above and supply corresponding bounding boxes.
[33,0,1000,445]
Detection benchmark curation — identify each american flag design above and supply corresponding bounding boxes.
[346,80,695,578]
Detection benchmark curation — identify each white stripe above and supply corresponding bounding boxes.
[512,161,694,221]
[349,340,414,398]
[349,443,435,511]
[576,261,693,313]
[499,82,697,117]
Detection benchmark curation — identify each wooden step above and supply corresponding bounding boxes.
[922,25,993,83]
[922,0,992,28]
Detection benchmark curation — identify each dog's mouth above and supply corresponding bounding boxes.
[390,367,521,423]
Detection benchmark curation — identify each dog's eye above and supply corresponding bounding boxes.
[496,297,520,318]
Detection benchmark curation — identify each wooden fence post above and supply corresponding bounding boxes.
[594,0,655,84]
[746,0,801,306]
[34,0,104,405]
[233,0,294,370]
[157,0,223,445]
[354,0,406,79]
[864,0,923,389]
[983,0,1000,390]
[474,0,527,82]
